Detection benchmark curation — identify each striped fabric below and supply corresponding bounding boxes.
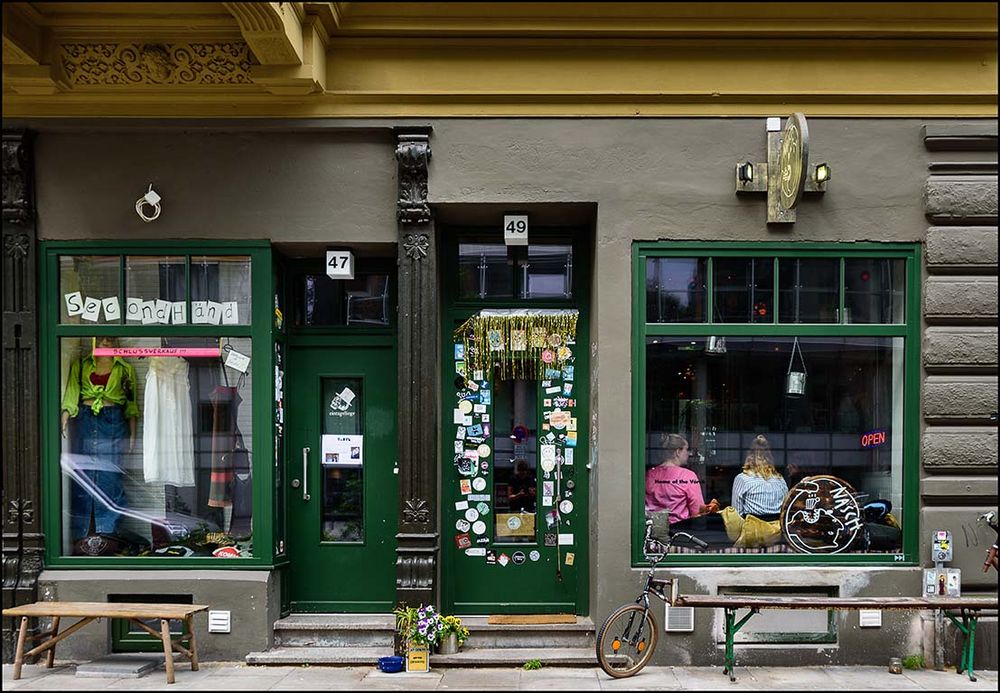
[731,472,789,517]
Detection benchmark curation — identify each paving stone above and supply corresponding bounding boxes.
[824,666,924,690]
[439,667,521,688]
[75,654,163,679]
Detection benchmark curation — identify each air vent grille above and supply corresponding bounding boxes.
[664,605,695,632]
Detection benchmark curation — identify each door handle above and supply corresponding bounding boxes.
[301,447,311,501]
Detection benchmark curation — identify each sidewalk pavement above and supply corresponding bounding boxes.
[3,661,997,691]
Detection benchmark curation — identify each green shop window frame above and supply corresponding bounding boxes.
[39,241,280,569]
[631,242,921,567]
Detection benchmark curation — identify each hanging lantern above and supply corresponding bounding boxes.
[706,336,727,355]
[785,336,807,397]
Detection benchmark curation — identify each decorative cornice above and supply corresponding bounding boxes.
[60,42,253,86]
[223,2,304,66]
[2,133,31,225]
[396,133,431,226]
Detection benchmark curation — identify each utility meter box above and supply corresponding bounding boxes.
[931,530,953,563]
[923,568,962,597]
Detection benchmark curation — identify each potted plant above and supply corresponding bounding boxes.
[392,604,417,656]
[393,604,443,672]
[437,614,470,655]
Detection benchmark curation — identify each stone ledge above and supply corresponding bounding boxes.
[926,226,999,270]
[923,376,998,422]
[924,276,998,323]
[923,327,998,370]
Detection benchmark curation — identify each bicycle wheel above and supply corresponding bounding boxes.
[596,603,659,678]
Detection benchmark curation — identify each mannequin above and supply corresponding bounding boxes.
[61,336,139,543]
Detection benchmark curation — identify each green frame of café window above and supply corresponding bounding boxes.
[631,242,922,567]
[39,240,279,569]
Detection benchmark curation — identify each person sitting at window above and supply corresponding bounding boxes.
[730,434,788,520]
[507,459,536,513]
[645,433,719,524]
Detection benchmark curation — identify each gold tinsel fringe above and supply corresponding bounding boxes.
[454,311,579,380]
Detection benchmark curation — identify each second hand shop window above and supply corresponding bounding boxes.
[53,252,256,559]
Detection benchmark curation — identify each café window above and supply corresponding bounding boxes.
[48,249,264,561]
[634,247,917,563]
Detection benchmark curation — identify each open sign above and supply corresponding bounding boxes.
[861,429,887,449]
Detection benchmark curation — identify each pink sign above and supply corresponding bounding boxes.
[93,347,221,358]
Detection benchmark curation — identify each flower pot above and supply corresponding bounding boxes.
[437,632,459,655]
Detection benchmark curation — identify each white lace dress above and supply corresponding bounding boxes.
[143,357,195,487]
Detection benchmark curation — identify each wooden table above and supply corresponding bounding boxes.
[2,601,209,684]
[674,595,999,683]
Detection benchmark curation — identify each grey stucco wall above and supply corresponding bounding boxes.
[33,129,397,243]
[23,117,997,666]
[37,569,280,661]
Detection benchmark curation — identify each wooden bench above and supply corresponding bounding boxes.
[673,595,999,683]
[2,601,209,684]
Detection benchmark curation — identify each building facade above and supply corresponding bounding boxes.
[3,2,997,668]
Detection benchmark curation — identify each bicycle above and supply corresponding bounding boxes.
[595,518,708,678]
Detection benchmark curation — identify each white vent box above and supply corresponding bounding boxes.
[664,605,695,632]
[207,610,231,634]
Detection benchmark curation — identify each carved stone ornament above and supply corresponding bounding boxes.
[7,499,34,526]
[2,137,30,224]
[60,42,253,86]
[4,234,29,259]
[396,135,432,225]
[402,233,430,260]
[403,497,430,524]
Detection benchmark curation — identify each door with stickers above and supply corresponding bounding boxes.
[286,343,397,612]
[442,318,589,615]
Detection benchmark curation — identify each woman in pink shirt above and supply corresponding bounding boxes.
[646,434,719,524]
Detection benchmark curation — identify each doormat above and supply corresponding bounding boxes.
[487,614,576,625]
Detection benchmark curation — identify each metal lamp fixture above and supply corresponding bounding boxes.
[785,337,807,397]
[814,162,831,183]
[706,336,727,355]
[736,161,754,183]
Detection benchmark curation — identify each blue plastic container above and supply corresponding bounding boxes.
[377,655,405,673]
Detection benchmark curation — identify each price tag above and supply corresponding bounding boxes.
[325,250,354,279]
[503,215,528,246]
[225,348,251,374]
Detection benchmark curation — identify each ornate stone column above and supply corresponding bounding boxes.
[393,129,438,612]
[2,130,42,663]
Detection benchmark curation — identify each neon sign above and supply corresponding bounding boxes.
[860,429,887,449]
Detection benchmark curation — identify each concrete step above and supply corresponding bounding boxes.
[245,646,598,667]
[271,614,595,649]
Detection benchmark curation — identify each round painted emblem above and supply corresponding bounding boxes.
[477,444,491,458]
[472,520,487,535]
[541,349,555,364]
[781,475,863,554]
[507,515,522,531]
[472,476,487,492]
[458,399,473,414]
[559,499,574,514]
[548,333,563,347]
[529,550,541,562]
[455,519,471,532]
[465,508,480,522]
[512,551,526,565]
[778,112,809,212]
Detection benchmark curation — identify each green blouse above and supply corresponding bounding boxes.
[61,356,139,418]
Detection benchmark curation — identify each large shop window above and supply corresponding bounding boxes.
[50,251,261,560]
[634,247,917,563]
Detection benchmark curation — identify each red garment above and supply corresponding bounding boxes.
[89,371,111,386]
[645,464,706,524]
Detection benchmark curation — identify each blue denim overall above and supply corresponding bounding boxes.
[70,404,128,539]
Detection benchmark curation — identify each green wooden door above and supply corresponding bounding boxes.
[286,344,397,612]
[441,330,590,615]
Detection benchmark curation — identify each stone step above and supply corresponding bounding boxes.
[271,614,595,649]
[245,646,597,667]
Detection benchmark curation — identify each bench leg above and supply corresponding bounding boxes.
[45,617,61,668]
[965,615,977,682]
[12,616,29,680]
[186,615,199,671]
[161,619,176,684]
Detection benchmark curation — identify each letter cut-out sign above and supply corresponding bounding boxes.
[326,250,354,280]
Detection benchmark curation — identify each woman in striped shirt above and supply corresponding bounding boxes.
[730,435,788,520]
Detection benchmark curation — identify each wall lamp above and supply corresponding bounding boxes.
[733,113,830,224]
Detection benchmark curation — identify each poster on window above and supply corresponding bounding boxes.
[321,434,364,467]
